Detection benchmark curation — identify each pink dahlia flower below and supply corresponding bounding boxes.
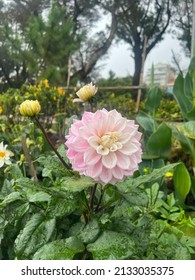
[65,109,142,185]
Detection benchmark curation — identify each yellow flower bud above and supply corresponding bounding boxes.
[165,171,173,178]
[0,106,3,114]
[73,82,98,103]
[19,100,41,117]
[143,167,149,174]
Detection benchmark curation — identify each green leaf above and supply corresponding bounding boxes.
[69,220,100,244]
[147,123,172,158]
[174,164,191,205]
[15,177,39,190]
[28,192,51,203]
[33,237,84,260]
[189,56,195,72]
[145,86,162,113]
[122,186,148,206]
[181,121,195,139]
[48,194,79,217]
[147,183,160,206]
[167,193,176,208]
[57,144,71,165]
[8,164,23,180]
[0,192,22,207]
[191,177,195,199]
[187,106,195,120]
[136,111,157,135]
[87,231,135,260]
[60,176,94,192]
[1,179,15,196]
[174,245,191,260]
[37,155,73,177]
[173,74,192,120]
[139,158,165,175]
[15,213,56,259]
[42,168,53,180]
[172,125,194,154]
[116,163,180,192]
[184,72,193,101]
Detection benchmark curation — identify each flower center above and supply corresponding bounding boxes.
[0,151,6,158]
[97,132,122,155]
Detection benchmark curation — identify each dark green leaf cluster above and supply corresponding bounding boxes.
[1,156,194,260]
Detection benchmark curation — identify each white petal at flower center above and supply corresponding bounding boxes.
[97,132,122,155]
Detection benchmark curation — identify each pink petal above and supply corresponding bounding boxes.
[102,152,117,169]
[79,126,93,140]
[88,136,101,149]
[66,149,77,159]
[84,148,101,165]
[82,112,93,125]
[72,153,86,170]
[86,160,102,178]
[135,131,142,141]
[119,132,132,144]
[69,137,89,152]
[120,142,139,155]
[116,151,130,169]
[114,118,127,132]
[99,167,113,184]
[112,166,124,180]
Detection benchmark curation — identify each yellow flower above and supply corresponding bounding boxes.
[41,79,49,88]
[26,138,34,148]
[73,82,98,103]
[0,106,3,114]
[57,87,64,95]
[53,96,57,101]
[19,100,41,117]
[37,85,41,91]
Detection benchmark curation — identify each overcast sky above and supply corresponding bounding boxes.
[97,33,191,78]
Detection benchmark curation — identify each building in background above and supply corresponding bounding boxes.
[144,63,177,89]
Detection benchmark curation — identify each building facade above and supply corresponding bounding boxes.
[144,63,176,87]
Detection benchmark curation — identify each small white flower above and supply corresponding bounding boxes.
[0,142,14,168]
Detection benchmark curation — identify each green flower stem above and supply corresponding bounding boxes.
[34,116,71,170]
[95,185,105,213]
[89,183,98,210]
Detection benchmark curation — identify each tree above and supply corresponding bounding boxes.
[0,1,29,89]
[0,0,120,87]
[7,0,51,30]
[173,0,192,57]
[61,0,120,82]
[25,2,81,84]
[116,0,173,86]
[0,1,81,88]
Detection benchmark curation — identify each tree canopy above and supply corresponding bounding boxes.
[173,0,192,57]
[0,0,192,90]
[116,0,174,86]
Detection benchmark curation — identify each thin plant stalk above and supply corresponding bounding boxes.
[34,116,71,170]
